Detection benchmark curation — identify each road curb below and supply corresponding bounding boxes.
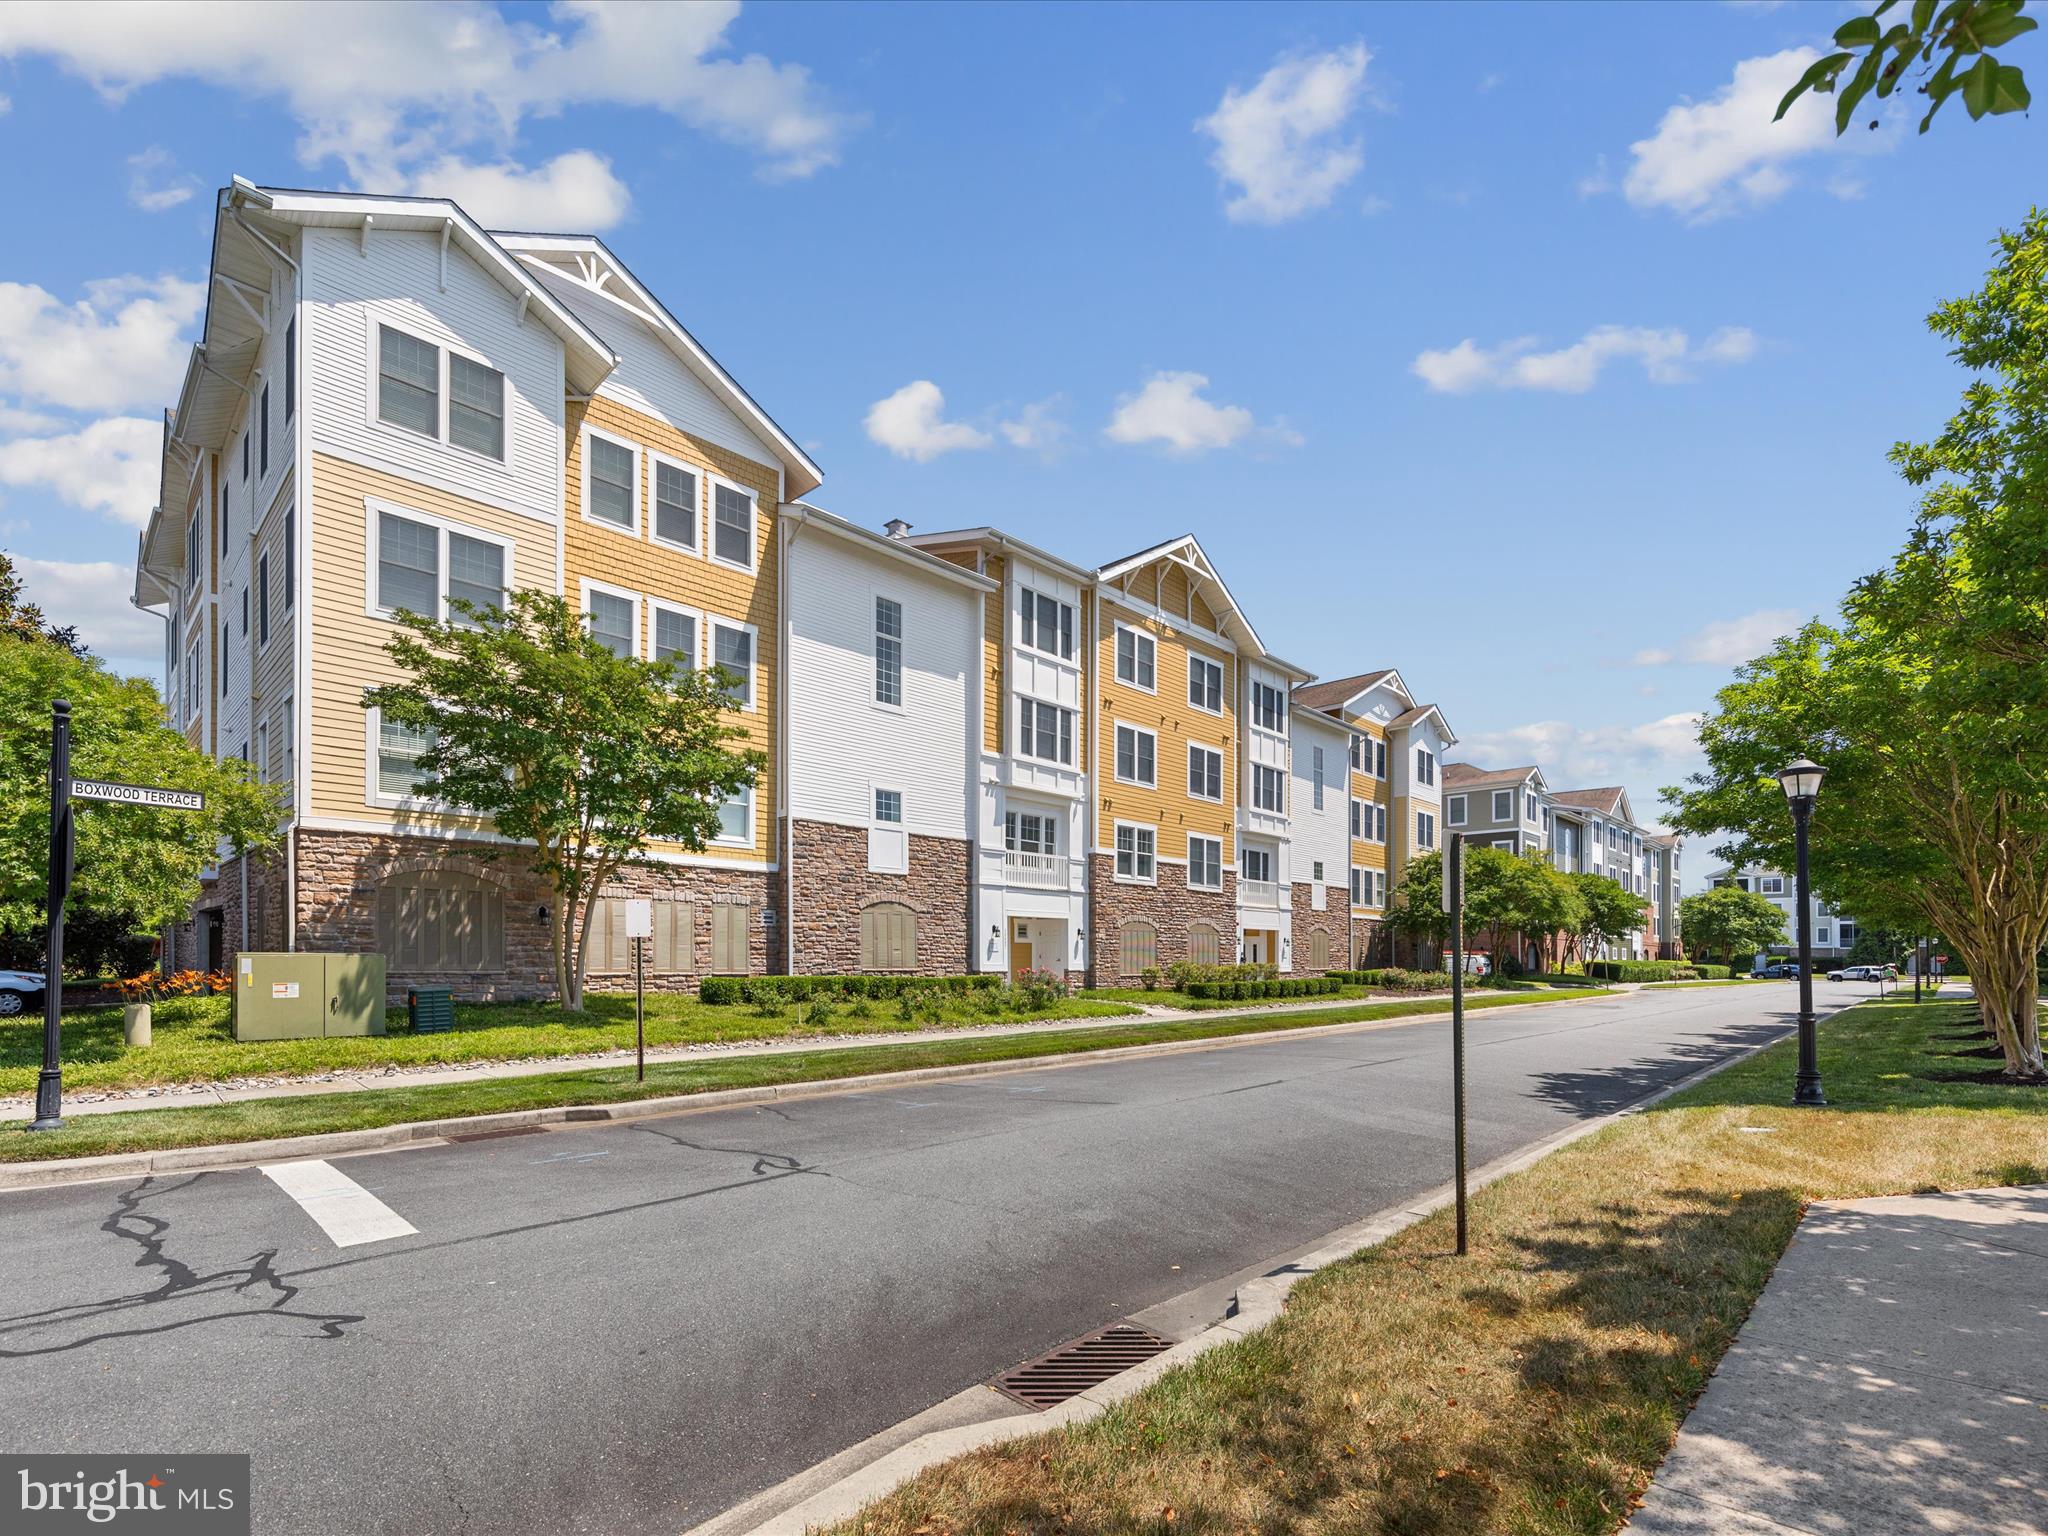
[0,992,1616,1193]
[692,1011,1805,1536]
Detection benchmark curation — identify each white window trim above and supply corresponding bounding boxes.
[580,577,642,659]
[1185,647,1226,716]
[1249,679,1287,735]
[256,549,274,654]
[706,472,759,574]
[363,497,515,625]
[1113,719,1158,788]
[1187,833,1224,891]
[645,448,703,555]
[1446,793,1467,827]
[1113,819,1158,886]
[1249,760,1287,815]
[1112,621,1157,694]
[713,781,755,849]
[871,590,906,715]
[1017,584,1077,663]
[364,704,451,812]
[648,598,704,670]
[580,427,641,537]
[1187,738,1225,802]
[1015,693,1075,767]
[709,615,761,713]
[1492,789,1512,822]
[365,316,510,468]
[1417,809,1437,849]
[871,783,906,826]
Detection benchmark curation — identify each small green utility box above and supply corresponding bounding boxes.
[407,987,454,1034]
[234,953,388,1041]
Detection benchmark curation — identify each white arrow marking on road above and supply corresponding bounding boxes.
[261,1159,419,1248]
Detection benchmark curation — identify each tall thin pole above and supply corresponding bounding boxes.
[634,935,646,1084]
[29,699,71,1132]
[1449,833,1468,1256]
[1792,799,1825,1106]
[1914,935,1925,1002]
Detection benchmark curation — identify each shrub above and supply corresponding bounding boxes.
[1585,960,1695,983]
[1693,963,1732,980]
[697,977,744,1005]
[1140,967,1160,991]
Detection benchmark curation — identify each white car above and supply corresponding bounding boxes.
[0,969,46,1016]
[1827,964,1896,983]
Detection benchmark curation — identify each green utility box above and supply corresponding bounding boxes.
[407,987,454,1034]
[234,952,389,1041]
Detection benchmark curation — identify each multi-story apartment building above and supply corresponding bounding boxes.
[1292,670,1455,966]
[1544,787,1656,959]
[1706,863,1857,961]
[1443,763,1549,855]
[1645,833,1682,959]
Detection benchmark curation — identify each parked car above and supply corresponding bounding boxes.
[1750,962,1801,979]
[1828,964,1897,982]
[0,969,46,1016]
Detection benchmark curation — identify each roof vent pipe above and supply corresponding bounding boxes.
[884,518,913,539]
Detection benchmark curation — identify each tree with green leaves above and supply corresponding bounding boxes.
[1668,213,2048,1077]
[1383,849,1449,958]
[1385,846,1585,972]
[363,590,761,1010]
[1677,885,1789,969]
[0,551,82,655]
[0,633,280,954]
[1778,0,2033,136]
[1565,872,1654,968]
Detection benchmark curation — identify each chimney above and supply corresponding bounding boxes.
[884,518,913,540]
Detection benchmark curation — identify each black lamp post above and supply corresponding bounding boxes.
[1777,757,1827,1106]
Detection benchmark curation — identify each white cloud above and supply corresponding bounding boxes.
[1620,48,1848,222]
[1198,43,1370,224]
[400,151,632,232]
[0,0,858,204]
[998,396,1068,456]
[0,276,202,413]
[864,381,992,463]
[1105,371,1290,455]
[1457,712,1706,811]
[8,555,165,660]
[126,146,198,212]
[1633,608,1801,667]
[1412,324,1757,395]
[0,416,162,525]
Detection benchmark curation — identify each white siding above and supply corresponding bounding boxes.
[527,269,777,473]
[1290,712,1349,895]
[303,226,566,522]
[787,531,978,842]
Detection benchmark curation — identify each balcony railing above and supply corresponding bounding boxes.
[1004,850,1070,889]
[1238,878,1280,907]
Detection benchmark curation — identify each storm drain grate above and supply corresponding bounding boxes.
[446,1125,548,1143]
[992,1323,1175,1410]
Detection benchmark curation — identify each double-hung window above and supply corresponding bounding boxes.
[1416,748,1436,786]
[1020,587,1074,660]
[1115,625,1155,690]
[1005,811,1057,854]
[374,507,508,622]
[1252,763,1285,813]
[1526,791,1539,823]
[378,325,507,462]
[586,588,636,658]
[712,481,755,569]
[1115,724,1156,786]
[652,603,697,669]
[716,784,752,845]
[1312,746,1326,809]
[1243,846,1274,885]
[1251,681,1285,732]
[1447,794,1467,827]
[1017,697,1074,765]
[874,597,903,706]
[585,433,637,530]
[1188,654,1223,713]
[378,326,441,439]
[185,503,202,590]
[651,457,697,550]
[712,620,754,708]
[1417,810,1437,850]
[376,713,437,801]
[1188,834,1222,891]
[446,532,504,619]
[1188,743,1222,800]
[448,354,505,458]
[1114,823,1155,882]
[1493,789,1512,821]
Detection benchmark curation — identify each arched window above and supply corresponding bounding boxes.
[1118,921,1158,977]
[375,867,506,972]
[1309,928,1331,969]
[1187,922,1222,969]
[861,903,917,972]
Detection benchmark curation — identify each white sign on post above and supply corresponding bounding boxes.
[623,898,653,939]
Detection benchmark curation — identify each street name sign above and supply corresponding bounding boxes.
[70,777,206,812]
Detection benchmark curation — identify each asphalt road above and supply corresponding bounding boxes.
[0,984,1841,1535]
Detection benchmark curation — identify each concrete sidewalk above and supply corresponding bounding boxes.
[1628,1184,2048,1535]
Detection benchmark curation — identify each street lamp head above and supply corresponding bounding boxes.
[1777,758,1825,804]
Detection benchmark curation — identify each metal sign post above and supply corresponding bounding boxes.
[26,702,210,1134]
[625,899,653,1083]
[1444,832,1468,1257]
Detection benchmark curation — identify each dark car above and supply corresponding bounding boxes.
[1750,962,1801,979]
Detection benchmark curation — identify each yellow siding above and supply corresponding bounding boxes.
[981,554,1005,756]
[564,394,780,862]
[306,453,558,825]
[1095,587,1237,856]
[1348,721,1390,873]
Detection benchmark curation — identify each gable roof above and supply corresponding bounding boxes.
[1294,669,1397,711]
[1095,533,1312,679]
[1387,702,1456,742]
[783,504,996,593]
[1444,762,1541,790]
[1548,786,1631,819]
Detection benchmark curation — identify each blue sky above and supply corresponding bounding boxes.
[0,1,2040,869]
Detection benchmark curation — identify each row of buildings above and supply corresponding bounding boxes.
[1704,863,1859,962]
[137,179,1678,997]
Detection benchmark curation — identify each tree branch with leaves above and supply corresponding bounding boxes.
[1778,0,2033,135]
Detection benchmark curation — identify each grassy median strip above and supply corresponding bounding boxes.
[825,999,2046,1536]
[0,989,1611,1163]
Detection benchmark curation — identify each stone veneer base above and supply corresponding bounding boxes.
[785,819,972,976]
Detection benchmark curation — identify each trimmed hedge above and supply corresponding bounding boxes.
[1585,960,1700,983]
[698,974,1005,1005]
[1327,968,1446,992]
[1692,963,1733,980]
[1182,976,1345,1001]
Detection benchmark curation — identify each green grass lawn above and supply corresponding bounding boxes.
[1078,983,1393,1009]
[0,990,1140,1097]
[0,988,1613,1161]
[823,998,2046,1536]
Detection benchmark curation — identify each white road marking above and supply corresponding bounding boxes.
[261,1159,418,1248]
